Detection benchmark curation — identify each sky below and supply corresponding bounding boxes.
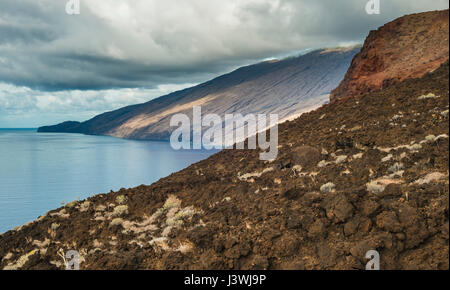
[0,0,448,127]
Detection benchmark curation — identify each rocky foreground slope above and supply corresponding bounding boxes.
[330,9,449,101]
[38,47,358,140]
[1,60,448,270]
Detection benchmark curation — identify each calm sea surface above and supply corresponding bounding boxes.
[0,129,217,233]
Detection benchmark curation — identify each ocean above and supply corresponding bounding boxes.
[0,129,217,233]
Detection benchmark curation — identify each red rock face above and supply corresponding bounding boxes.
[330,9,449,101]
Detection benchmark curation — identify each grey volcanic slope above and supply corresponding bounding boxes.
[38,47,360,140]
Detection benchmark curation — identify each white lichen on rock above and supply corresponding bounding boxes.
[149,237,170,251]
[317,160,330,168]
[115,195,128,205]
[238,167,274,181]
[176,242,194,253]
[65,200,78,208]
[366,181,385,193]
[79,201,91,212]
[121,217,158,234]
[32,238,50,249]
[112,205,129,217]
[388,162,404,174]
[409,144,422,151]
[414,172,448,185]
[50,223,60,231]
[320,182,336,193]
[110,218,124,227]
[161,226,173,237]
[352,153,364,159]
[366,178,403,193]
[162,195,182,211]
[50,208,70,218]
[3,249,38,270]
[418,93,440,100]
[292,165,303,174]
[377,141,426,153]
[425,135,436,141]
[381,154,393,162]
[95,205,106,212]
[3,252,13,261]
[335,155,347,164]
[435,134,449,141]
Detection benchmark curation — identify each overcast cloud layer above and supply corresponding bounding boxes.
[0,0,448,127]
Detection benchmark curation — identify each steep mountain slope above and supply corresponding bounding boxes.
[3,10,449,271]
[38,47,359,140]
[1,61,448,270]
[330,9,449,101]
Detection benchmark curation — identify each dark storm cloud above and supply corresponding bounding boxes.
[0,0,448,91]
